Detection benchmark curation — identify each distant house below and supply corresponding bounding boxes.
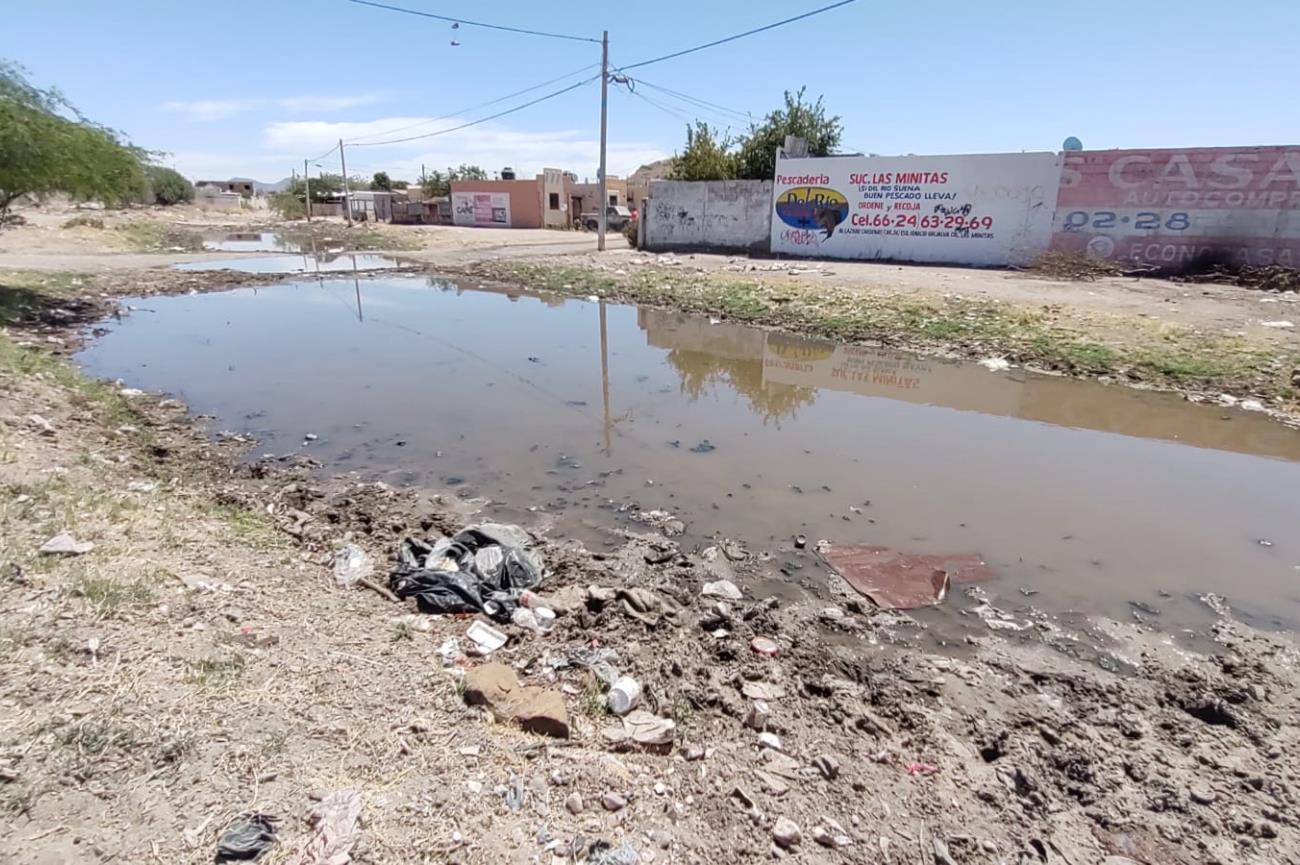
[196,179,255,197]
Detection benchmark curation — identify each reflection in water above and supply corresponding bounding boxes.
[175,252,401,274]
[201,231,306,253]
[640,310,817,424]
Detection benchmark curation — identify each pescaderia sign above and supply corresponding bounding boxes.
[769,152,1062,266]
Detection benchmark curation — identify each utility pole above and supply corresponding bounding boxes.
[338,138,353,227]
[597,29,609,252]
[303,159,312,222]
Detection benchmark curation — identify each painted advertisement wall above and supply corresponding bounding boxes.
[451,191,511,228]
[1050,147,1300,271]
[769,152,1061,265]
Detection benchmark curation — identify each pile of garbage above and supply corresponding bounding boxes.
[388,522,543,622]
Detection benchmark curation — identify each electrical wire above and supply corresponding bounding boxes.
[345,0,600,43]
[309,142,341,163]
[616,0,857,71]
[624,88,694,125]
[346,76,599,147]
[344,63,600,144]
[633,79,753,124]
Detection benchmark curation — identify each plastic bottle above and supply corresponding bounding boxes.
[607,676,642,716]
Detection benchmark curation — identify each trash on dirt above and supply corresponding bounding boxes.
[39,532,95,556]
[1261,320,1295,328]
[388,522,542,621]
[607,676,642,715]
[690,440,716,453]
[745,700,770,730]
[215,813,278,862]
[820,544,993,610]
[702,579,743,600]
[604,710,676,752]
[290,788,362,865]
[978,357,1011,372]
[467,620,508,655]
[26,414,56,436]
[437,637,466,667]
[742,681,786,701]
[127,479,159,493]
[332,544,373,588]
[750,637,779,656]
[906,762,940,776]
[585,839,640,865]
[1198,592,1231,616]
[463,662,569,738]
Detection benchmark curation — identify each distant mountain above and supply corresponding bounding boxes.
[628,159,674,185]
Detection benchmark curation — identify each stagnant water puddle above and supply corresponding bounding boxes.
[201,230,305,253]
[77,274,1300,640]
[176,251,403,274]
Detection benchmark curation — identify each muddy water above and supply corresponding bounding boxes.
[77,275,1300,633]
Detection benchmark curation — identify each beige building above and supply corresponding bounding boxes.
[570,176,628,220]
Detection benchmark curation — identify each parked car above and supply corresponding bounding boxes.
[581,205,633,231]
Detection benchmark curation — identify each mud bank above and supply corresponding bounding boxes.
[1,275,1299,864]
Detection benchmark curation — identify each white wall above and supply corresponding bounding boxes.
[770,152,1062,266]
[645,180,772,252]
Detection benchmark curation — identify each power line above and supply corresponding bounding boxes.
[345,0,600,43]
[616,0,857,71]
[624,88,694,125]
[632,78,753,124]
[347,76,599,147]
[309,142,341,163]
[345,63,599,145]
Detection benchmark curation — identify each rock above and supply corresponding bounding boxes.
[813,754,840,780]
[744,701,770,731]
[772,817,802,848]
[741,682,786,701]
[39,532,95,555]
[649,830,672,850]
[625,711,675,748]
[601,792,627,812]
[813,827,836,848]
[26,414,55,436]
[701,580,742,601]
[1190,784,1217,805]
[565,793,583,814]
[223,608,244,624]
[463,663,570,738]
[932,839,958,865]
[758,732,782,751]
[684,745,705,761]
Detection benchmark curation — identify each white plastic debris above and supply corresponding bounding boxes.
[438,637,465,667]
[978,357,1011,372]
[607,676,642,716]
[1261,320,1294,328]
[332,543,374,588]
[467,620,507,655]
[39,532,94,555]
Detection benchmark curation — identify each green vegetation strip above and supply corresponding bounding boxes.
[483,262,1294,402]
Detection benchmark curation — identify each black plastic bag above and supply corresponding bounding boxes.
[215,813,277,862]
[389,523,542,621]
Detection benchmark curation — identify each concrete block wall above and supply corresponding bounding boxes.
[644,180,772,253]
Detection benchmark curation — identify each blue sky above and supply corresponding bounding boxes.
[4,0,1297,183]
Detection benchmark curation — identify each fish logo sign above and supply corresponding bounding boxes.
[774,186,849,239]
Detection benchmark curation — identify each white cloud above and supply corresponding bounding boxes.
[263,116,669,180]
[161,94,386,122]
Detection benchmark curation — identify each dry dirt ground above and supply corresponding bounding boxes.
[1,204,1299,864]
